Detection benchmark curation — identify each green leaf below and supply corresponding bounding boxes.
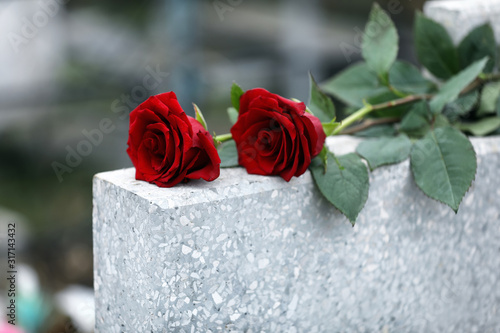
[429,57,488,114]
[231,82,244,111]
[434,114,450,128]
[218,140,239,168]
[458,117,500,136]
[227,107,239,125]
[410,127,476,212]
[368,94,411,118]
[389,60,436,94]
[497,95,500,117]
[193,103,208,131]
[322,121,341,137]
[356,134,412,170]
[310,153,369,224]
[458,23,497,73]
[317,146,329,172]
[321,62,389,107]
[399,101,431,138]
[343,105,359,116]
[443,90,479,121]
[364,91,398,105]
[365,91,412,118]
[478,81,500,115]
[414,12,459,79]
[308,73,336,123]
[354,124,396,138]
[361,3,398,79]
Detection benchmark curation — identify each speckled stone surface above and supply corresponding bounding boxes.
[93,136,500,332]
[424,0,500,44]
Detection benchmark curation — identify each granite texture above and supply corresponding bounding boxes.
[93,136,500,332]
[424,0,500,44]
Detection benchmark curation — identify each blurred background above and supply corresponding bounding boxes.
[0,0,426,331]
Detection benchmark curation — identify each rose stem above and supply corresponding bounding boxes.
[340,117,401,135]
[331,94,429,135]
[331,72,500,136]
[214,133,233,143]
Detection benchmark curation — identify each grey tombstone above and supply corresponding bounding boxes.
[93,136,500,332]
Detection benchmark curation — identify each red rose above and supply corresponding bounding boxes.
[230,88,326,181]
[127,92,220,187]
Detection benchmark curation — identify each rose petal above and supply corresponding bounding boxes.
[185,117,221,181]
[302,112,326,156]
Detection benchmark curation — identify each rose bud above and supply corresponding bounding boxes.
[127,92,220,187]
[230,88,326,181]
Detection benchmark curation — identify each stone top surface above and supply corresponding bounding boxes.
[426,0,500,10]
[94,135,500,210]
[424,0,500,43]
